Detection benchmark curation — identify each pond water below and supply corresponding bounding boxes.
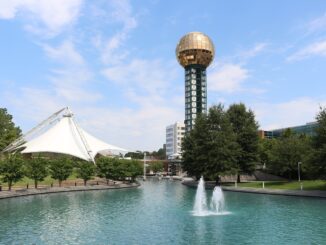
[0,179,325,244]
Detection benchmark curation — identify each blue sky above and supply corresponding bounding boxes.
[1,0,326,151]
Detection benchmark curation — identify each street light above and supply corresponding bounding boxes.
[298,162,302,182]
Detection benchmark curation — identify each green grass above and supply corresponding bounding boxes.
[0,171,80,189]
[223,180,326,191]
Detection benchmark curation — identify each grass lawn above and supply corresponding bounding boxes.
[225,180,326,191]
[0,171,80,190]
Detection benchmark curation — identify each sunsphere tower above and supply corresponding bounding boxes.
[176,32,215,132]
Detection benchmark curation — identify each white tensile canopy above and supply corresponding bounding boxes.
[3,107,129,162]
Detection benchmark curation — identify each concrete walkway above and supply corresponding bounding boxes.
[0,183,140,200]
[182,180,326,198]
[222,186,326,198]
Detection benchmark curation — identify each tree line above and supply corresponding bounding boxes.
[0,155,143,190]
[182,103,326,182]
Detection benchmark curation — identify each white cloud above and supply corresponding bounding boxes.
[253,97,326,130]
[43,40,85,66]
[42,40,101,103]
[306,12,326,34]
[0,0,83,37]
[287,40,326,61]
[102,59,177,97]
[97,0,137,64]
[238,43,268,60]
[209,64,249,93]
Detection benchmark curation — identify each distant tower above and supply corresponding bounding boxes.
[176,32,215,132]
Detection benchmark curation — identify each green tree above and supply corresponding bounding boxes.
[0,154,24,190]
[258,138,277,170]
[125,151,147,159]
[310,107,326,178]
[227,103,260,182]
[270,130,311,180]
[0,108,21,151]
[49,157,73,187]
[182,105,239,182]
[24,156,48,188]
[151,148,166,160]
[182,113,210,179]
[149,161,163,174]
[96,157,121,183]
[120,159,143,181]
[76,161,95,186]
[206,105,239,183]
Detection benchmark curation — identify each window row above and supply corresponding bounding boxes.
[185,97,207,103]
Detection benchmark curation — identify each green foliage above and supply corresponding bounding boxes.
[149,161,163,173]
[76,161,95,186]
[125,147,166,160]
[125,151,147,159]
[96,157,120,181]
[24,156,48,188]
[49,157,73,186]
[258,138,277,168]
[182,105,239,181]
[0,154,24,190]
[269,131,312,180]
[206,105,239,181]
[182,113,210,179]
[310,107,326,178]
[120,159,143,181]
[96,157,142,182]
[227,103,259,181]
[0,108,21,151]
[151,148,166,160]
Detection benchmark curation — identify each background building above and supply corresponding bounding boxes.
[258,122,318,139]
[176,32,215,132]
[165,122,185,159]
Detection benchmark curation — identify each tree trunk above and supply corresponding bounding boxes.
[237,174,241,183]
[8,180,12,191]
[59,180,62,187]
[106,179,109,185]
[34,180,38,189]
[215,176,220,186]
[84,180,87,186]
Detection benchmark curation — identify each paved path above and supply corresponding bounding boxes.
[222,186,326,198]
[0,183,140,200]
[182,180,326,198]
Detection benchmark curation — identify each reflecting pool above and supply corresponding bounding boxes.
[0,179,325,244]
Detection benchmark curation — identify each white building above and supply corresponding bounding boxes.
[166,122,185,159]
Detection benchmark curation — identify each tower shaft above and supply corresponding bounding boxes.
[184,64,207,132]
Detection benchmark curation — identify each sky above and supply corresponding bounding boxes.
[1,0,326,151]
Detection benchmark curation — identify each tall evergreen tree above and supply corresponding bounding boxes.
[182,105,239,181]
[227,103,259,182]
[0,108,21,151]
[206,105,239,183]
[182,113,210,179]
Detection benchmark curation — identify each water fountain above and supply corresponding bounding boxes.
[211,186,225,213]
[193,176,208,216]
[193,177,229,216]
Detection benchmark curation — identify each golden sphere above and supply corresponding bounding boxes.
[176,32,215,68]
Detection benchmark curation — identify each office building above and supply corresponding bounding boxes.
[166,122,185,158]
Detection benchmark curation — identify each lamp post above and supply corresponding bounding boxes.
[143,152,147,181]
[298,162,302,182]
